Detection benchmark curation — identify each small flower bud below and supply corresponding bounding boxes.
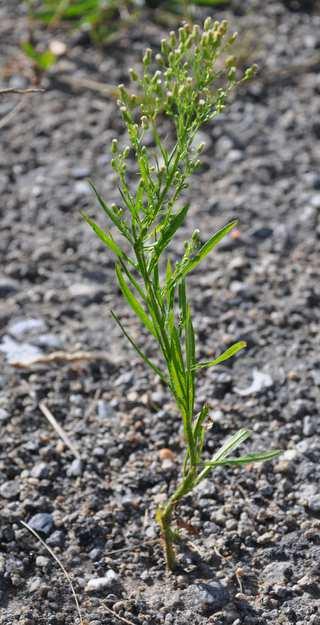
[161,38,169,55]
[197,142,205,154]
[129,67,138,81]
[193,24,200,37]
[179,27,187,44]
[119,105,131,123]
[225,55,236,68]
[111,138,118,154]
[204,17,212,31]
[123,146,130,159]
[118,83,127,98]
[143,48,152,66]
[198,99,205,106]
[141,115,149,129]
[228,32,238,44]
[202,32,209,47]
[228,67,236,81]
[244,64,258,80]
[169,31,176,48]
[219,20,228,35]
[155,54,164,65]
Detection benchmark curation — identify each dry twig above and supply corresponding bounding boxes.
[21,521,84,625]
[0,87,45,95]
[0,87,44,129]
[39,400,81,460]
[12,349,113,368]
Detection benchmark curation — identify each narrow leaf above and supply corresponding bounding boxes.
[194,428,251,486]
[185,305,196,417]
[111,311,166,382]
[149,204,189,272]
[82,212,125,259]
[115,265,155,337]
[193,404,209,440]
[205,449,281,468]
[193,341,246,370]
[89,181,132,241]
[166,219,238,291]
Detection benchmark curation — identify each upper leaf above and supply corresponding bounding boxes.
[165,219,238,292]
[193,340,246,370]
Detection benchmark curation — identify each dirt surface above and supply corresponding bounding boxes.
[1,1,320,624]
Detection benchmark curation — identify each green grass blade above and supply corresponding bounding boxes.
[115,264,156,337]
[111,311,167,382]
[193,340,246,370]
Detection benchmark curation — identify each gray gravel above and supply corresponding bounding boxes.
[1,0,320,624]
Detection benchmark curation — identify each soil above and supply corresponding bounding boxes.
[1,1,320,624]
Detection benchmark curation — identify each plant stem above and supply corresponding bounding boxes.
[156,468,196,571]
[156,501,177,571]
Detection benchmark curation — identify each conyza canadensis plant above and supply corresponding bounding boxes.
[83,19,280,571]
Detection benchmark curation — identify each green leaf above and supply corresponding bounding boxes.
[194,428,251,486]
[119,262,147,303]
[212,428,251,463]
[178,280,187,325]
[82,212,131,263]
[89,181,132,242]
[205,449,281,468]
[166,219,238,291]
[192,0,229,6]
[193,404,209,440]
[185,305,196,417]
[193,340,246,370]
[115,264,156,337]
[149,204,189,273]
[192,403,209,461]
[111,311,167,383]
[21,42,56,71]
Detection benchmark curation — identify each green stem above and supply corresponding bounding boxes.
[156,501,177,571]
[156,468,196,571]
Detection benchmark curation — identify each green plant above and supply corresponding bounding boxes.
[26,0,230,44]
[84,18,280,571]
[21,41,57,71]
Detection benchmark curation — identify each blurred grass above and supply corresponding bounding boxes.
[26,0,230,44]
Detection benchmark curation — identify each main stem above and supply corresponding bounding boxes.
[156,468,196,571]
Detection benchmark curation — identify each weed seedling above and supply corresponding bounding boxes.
[84,19,280,571]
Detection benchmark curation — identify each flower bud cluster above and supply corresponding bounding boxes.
[112,19,258,183]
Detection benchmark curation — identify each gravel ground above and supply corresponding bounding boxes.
[1,1,320,624]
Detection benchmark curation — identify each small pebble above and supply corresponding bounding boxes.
[28,512,54,536]
[85,570,119,593]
